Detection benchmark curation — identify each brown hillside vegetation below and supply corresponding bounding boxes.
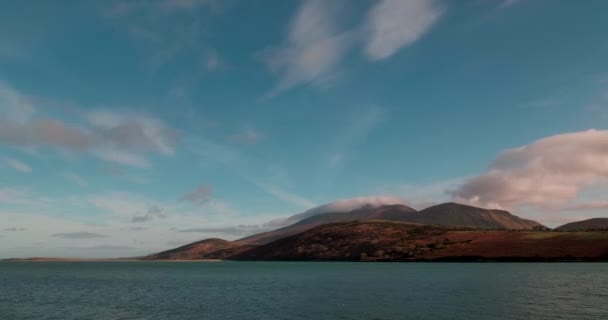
[143,238,240,260]
[231,221,608,261]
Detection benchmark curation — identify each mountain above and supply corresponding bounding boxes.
[142,238,243,260]
[555,218,608,231]
[410,202,544,230]
[262,196,410,230]
[232,220,608,261]
[236,204,417,245]
[237,202,544,245]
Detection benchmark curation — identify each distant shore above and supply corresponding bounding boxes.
[2,258,224,262]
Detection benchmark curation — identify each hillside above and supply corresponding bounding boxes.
[237,202,544,245]
[410,202,544,230]
[142,238,241,260]
[556,218,608,231]
[231,220,608,261]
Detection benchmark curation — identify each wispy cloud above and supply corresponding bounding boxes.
[263,0,446,94]
[60,172,88,187]
[1,157,32,173]
[564,201,608,211]
[179,185,213,206]
[178,224,267,236]
[103,0,227,72]
[228,129,262,144]
[255,182,316,209]
[364,0,445,61]
[0,83,179,167]
[262,0,352,95]
[327,105,386,169]
[499,0,522,8]
[131,205,167,223]
[52,232,109,239]
[0,81,35,123]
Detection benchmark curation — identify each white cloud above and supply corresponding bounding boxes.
[364,0,444,61]
[262,0,447,94]
[263,0,352,95]
[60,172,88,187]
[397,176,471,209]
[271,195,408,227]
[1,157,32,173]
[451,129,608,211]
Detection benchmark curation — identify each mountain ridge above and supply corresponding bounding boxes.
[237,202,545,245]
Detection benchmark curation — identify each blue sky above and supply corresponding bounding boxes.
[1,0,608,258]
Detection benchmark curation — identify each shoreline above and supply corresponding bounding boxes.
[4,257,608,263]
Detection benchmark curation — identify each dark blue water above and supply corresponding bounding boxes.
[1,261,607,319]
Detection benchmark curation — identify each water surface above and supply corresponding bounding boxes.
[1,261,607,319]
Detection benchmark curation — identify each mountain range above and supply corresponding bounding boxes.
[237,202,544,245]
[142,201,608,262]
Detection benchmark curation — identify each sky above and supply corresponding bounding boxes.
[1,0,608,258]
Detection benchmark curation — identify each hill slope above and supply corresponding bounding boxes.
[410,202,544,230]
[232,220,608,261]
[556,218,608,231]
[236,204,417,245]
[143,238,240,260]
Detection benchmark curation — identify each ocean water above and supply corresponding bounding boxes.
[1,262,607,320]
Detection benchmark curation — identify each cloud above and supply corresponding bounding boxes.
[262,0,447,94]
[0,83,179,167]
[178,224,266,236]
[327,105,386,168]
[269,195,408,227]
[255,182,316,209]
[564,201,608,211]
[228,129,261,144]
[397,176,470,209]
[69,245,139,251]
[3,227,26,231]
[262,0,352,95]
[0,82,35,123]
[180,185,213,206]
[103,0,226,73]
[1,157,32,173]
[52,232,109,239]
[364,0,444,61]
[0,188,42,206]
[128,227,148,231]
[328,153,344,168]
[131,205,168,223]
[203,50,224,71]
[60,172,88,187]
[451,129,608,211]
[159,0,216,11]
[499,0,522,8]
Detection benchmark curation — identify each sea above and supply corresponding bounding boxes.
[0,261,607,320]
